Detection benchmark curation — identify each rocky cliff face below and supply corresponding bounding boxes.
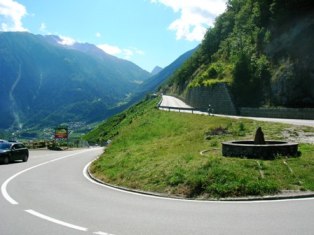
[269,13,314,107]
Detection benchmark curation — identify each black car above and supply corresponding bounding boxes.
[0,141,29,164]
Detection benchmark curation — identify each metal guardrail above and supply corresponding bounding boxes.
[157,98,163,108]
[157,96,213,115]
[158,105,198,113]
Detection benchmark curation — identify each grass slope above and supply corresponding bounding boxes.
[87,97,314,199]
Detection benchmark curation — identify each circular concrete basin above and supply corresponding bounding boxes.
[222,140,299,159]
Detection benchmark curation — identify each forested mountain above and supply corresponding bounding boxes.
[164,0,314,108]
[0,32,150,130]
[44,35,150,84]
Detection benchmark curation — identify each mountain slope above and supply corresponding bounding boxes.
[44,35,150,84]
[139,47,197,93]
[0,32,150,130]
[164,0,314,108]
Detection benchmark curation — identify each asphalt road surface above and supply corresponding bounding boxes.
[1,148,314,235]
[161,95,314,127]
[160,95,193,109]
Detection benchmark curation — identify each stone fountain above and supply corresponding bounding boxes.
[222,127,299,159]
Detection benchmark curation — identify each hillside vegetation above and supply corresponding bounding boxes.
[83,0,314,199]
[86,98,314,198]
[164,0,314,108]
[0,32,149,130]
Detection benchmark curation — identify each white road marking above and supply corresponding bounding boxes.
[1,172,22,205]
[94,231,115,235]
[1,149,97,205]
[25,209,88,232]
[1,148,115,234]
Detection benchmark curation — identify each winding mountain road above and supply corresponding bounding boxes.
[161,95,314,127]
[1,148,314,235]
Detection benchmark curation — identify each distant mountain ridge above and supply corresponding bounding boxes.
[44,35,150,83]
[0,32,150,130]
[0,32,194,131]
[139,47,197,93]
[150,66,163,76]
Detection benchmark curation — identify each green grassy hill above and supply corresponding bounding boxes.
[85,97,314,199]
[84,0,314,199]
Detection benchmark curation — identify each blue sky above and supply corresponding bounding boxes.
[0,0,227,72]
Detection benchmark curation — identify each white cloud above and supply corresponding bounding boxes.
[39,22,46,32]
[97,43,122,56]
[132,47,145,56]
[96,32,101,38]
[123,49,133,60]
[97,43,144,60]
[0,0,27,31]
[151,0,227,41]
[58,35,76,46]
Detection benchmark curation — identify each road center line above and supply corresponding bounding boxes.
[1,149,95,205]
[25,209,88,232]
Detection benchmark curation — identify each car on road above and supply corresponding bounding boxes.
[0,141,29,164]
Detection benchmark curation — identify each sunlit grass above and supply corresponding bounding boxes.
[89,98,314,198]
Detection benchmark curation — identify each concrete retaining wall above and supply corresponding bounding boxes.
[240,107,314,120]
[182,83,314,119]
[185,83,238,115]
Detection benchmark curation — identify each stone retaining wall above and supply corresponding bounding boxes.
[185,83,238,115]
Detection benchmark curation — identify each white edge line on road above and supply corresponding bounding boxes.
[83,161,314,204]
[1,149,96,205]
[25,209,88,232]
[94,231,114,235]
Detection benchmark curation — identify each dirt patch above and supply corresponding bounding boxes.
[282,128,314,144]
